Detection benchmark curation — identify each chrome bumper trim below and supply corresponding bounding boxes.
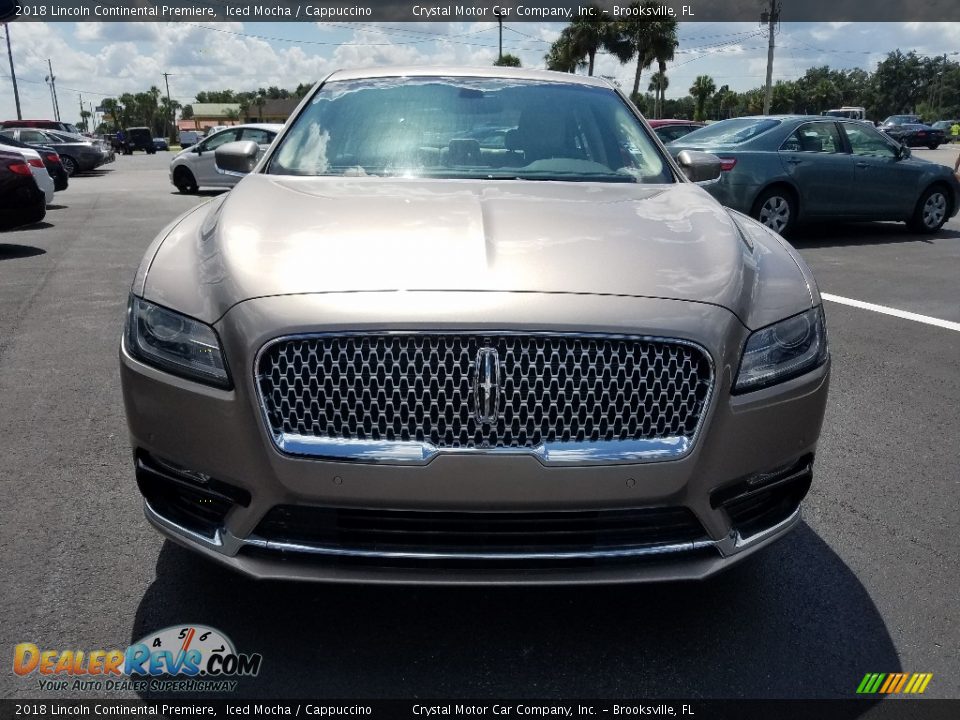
[145,499,802,563]
[274,434,692,466]
[241,537,717,561]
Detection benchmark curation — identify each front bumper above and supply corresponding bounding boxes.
[120,292,830,584]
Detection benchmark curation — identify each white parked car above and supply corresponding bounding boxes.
[7,145,55,204]
[169,124,283,193]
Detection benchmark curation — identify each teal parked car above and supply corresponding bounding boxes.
[669,115,960,235]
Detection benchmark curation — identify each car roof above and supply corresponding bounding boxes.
[648,119,704,127]
[324,65,613,89]
[217,123,284,131]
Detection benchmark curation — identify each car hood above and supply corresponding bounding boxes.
[143,174,816,329]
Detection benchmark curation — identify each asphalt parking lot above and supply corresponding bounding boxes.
[0,148,958,702]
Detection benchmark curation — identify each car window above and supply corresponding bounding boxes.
[19,129,48,144]
[656,126,697,142]
[843,124,897,158]
[781,122,842,153]
[0,130,15,141]
[199,129,240,152]
[674,118,780,146]
[269,77,673,183]
[240,128,275,145]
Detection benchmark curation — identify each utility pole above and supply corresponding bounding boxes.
[761,0,780,116]
[46,58,61,121]
[938,53,947,113]
[4,23,22,120]
[78,93,84,131]
[496,9,503,62]
[163,72,173,141]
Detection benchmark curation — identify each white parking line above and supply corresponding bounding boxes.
[821,293,960,332]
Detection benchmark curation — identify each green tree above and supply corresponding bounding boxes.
[181,104,194,120]
[616,2,657,99]
[647,72,668,118]
[690,75,716,121]
[493,53,522,67]
[560,8,632,76]
[647,18,678,120]
[545,33,583,73]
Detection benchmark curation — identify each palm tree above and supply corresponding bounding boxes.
[648,18,678,120]
[690,75,716,121]
[254,89,267,121]
[714,84,734,119]
[224,108,240,125]
[647,72,668,117]
[563,8,631,76]
[616,2,658,99]
[545,32,583,73]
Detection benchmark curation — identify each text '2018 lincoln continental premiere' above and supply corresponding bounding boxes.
[120,67,830,584]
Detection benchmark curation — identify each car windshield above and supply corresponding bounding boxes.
[671,118,780,146]
[268,76,673,183]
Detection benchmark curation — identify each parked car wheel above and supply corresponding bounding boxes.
[60,155,78,177]
[173,167,198,194]
[908,185,950,234]
[752,186,796,236]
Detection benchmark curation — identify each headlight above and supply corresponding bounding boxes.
[734,306,828,393]
[126,296,230,388]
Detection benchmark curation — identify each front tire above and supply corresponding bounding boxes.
[752,186,797,236]
[60,155,78,177]
[173,167,198,194]
[908,185,950,234]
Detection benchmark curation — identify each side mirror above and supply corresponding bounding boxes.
[215,140,259,176]
[676,149,722,184]
[898,145,911,160]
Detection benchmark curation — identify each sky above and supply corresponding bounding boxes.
[2,21,960,123]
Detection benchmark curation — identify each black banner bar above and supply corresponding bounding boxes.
[3,0,960,23]
[3,700,960,720]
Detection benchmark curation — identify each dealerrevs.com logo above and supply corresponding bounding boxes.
[13,625,262,693]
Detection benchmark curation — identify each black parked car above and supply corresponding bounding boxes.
[120,127,156,155]
[881,122,945,149]
[0,149,46,230]
[0,134,68,191]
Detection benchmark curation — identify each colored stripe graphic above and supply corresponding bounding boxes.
[857,672,933,694]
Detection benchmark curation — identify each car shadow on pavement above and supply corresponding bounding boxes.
[790,222,960,248]
[131,522,897,707]
[168,190,228,198]
[0,244,47,260]
[1,222,53,234]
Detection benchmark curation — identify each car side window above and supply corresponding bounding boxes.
[240,128,274,145]
[199,129,240,152]
[20,129,48,144]
[844,124,897,158]
[781,123,841,153]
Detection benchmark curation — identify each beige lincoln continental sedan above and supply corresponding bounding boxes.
[120,67,830,584]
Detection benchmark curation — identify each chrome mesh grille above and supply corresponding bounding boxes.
[256,334,712,450]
